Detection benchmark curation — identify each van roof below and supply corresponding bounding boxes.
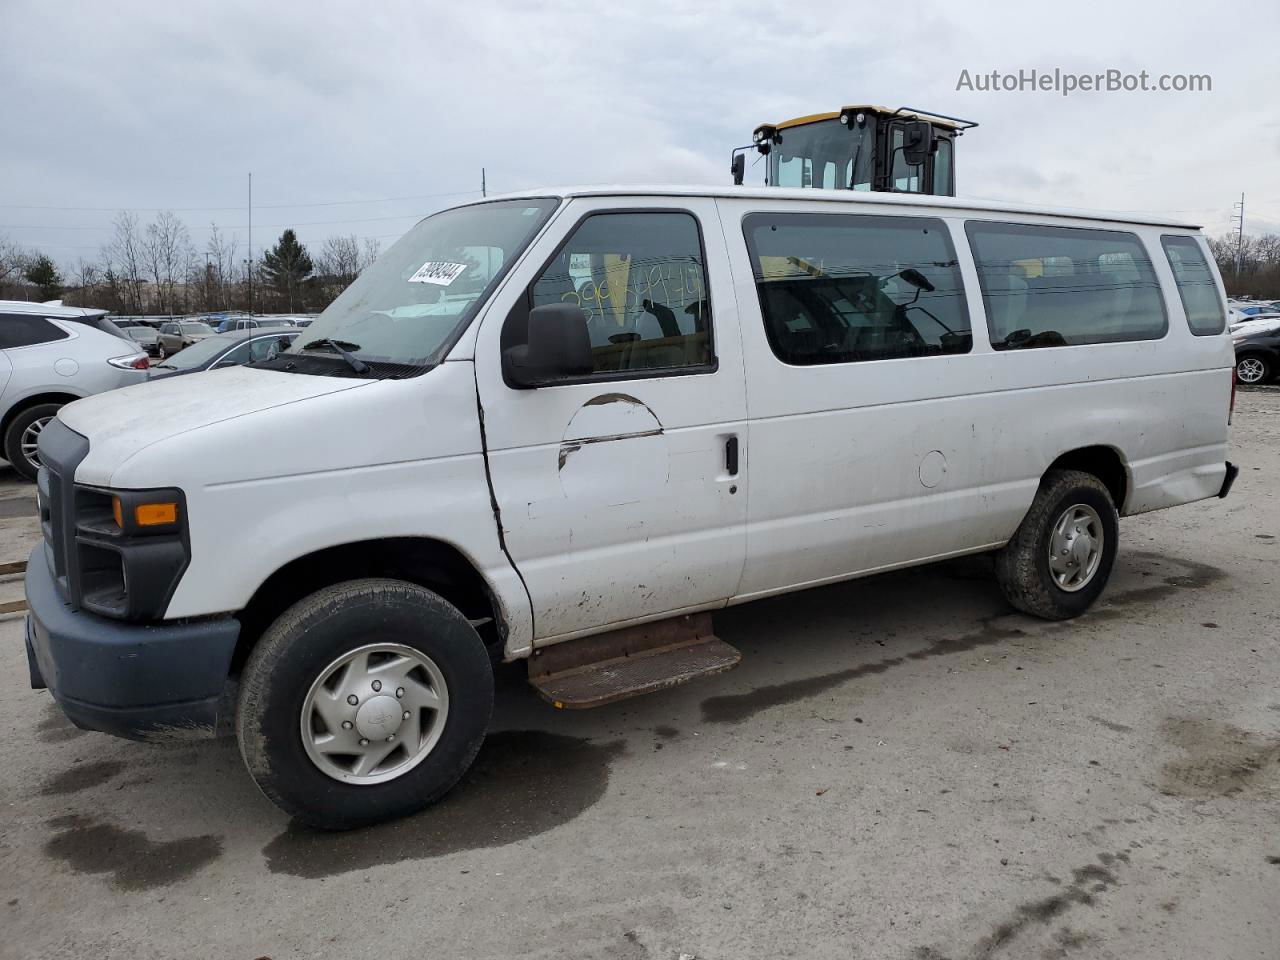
[478,185,1202,230]
[0,300,109,319]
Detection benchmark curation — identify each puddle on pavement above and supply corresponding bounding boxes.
[263,730,624,878]
[35,703,87,744]
[43,815,223,891]
[1160,717,1280,798]
[701,619,1028,725]
[39,760,125,796]
[1090,552,1226,613]
[702,552,1226,726]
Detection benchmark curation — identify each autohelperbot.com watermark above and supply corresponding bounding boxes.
[956,68,1211,96]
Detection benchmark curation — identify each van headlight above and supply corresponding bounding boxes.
[73,485,190,620]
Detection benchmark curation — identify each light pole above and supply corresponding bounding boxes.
[247,171,253,316]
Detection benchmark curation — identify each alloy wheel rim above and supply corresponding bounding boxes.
[1048,503,1104,592]
[1237,358,1265,384]
[300,642,450,785]
[20,416,54,471]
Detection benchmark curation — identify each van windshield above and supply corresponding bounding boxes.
[284,198,558,375]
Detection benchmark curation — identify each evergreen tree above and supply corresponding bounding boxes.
[261,229,313,311]
[23,254,62,300]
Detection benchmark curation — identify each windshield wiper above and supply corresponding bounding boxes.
[303,338,369,374]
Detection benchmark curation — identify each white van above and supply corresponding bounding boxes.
[24,186,1235,828]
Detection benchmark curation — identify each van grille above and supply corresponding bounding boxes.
[35,420,90,608]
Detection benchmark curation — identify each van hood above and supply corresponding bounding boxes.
[60,365,372,487]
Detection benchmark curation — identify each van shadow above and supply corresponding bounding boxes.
[31,548,1224,884]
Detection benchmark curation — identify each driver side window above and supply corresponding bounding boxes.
[526,211,714,375]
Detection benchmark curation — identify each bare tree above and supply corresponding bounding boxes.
[104,212,147,314]
[0,234,24,286]
[65,258,101,307]
[206,222,239,310]
[317,234,362,285]
[1210,232,1280,298]
[144,210,194,316]
[360,237,381,273]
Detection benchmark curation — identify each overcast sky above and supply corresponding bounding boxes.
[2,0,1277,268]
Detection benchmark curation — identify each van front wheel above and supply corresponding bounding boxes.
[994,469,1119,620]
[236,579,493,830]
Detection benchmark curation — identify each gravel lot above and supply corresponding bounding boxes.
[2,389,1278,960]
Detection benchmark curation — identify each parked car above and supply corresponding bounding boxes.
[1235,304,1275,318]
[148,330,299,379]
[1233,325,1280,384]
[215,316,297,333]
[0,300,149,479]
[116,322,162,357]
[1229,313,1280,335]
[24,187,1236,829]
[156,320,216,358]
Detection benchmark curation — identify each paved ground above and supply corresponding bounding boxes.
[1,390,1278,960]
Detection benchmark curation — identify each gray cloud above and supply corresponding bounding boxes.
[2,0,1277,266]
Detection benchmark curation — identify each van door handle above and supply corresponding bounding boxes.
[725,436,739,476]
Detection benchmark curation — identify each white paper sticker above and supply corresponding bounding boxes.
[408,261,467,285]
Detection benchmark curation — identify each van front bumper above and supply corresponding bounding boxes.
[23,545,239,741]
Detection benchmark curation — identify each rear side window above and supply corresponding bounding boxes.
[526,211,713,375]
[966,222,1167,349]
[743,213,971,365]
[0,314,71,349]
[1161,235,1226,335]
[62,314,130,340]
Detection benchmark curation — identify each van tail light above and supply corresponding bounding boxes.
[1229,366,1237,425]
[108,354,150,370]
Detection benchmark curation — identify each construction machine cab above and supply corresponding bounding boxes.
[731,106,976,196]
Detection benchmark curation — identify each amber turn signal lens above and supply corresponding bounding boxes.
[134,502,178,527]
[111,496,124,529]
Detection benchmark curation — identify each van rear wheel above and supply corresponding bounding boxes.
[994,469,1119,620]
[236,578,493,830]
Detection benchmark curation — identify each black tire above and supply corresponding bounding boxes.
[3,402,63,481]
[1236,354,1271,385]
[236,578,494,830]
[994,469,1119,620]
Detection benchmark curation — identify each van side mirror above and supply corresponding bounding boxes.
[502,303,594,388]
[902,120,934,166]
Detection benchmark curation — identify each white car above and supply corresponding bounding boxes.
[1229,313,1280,336]
[0,301,149,479]
[24,187,1235,828]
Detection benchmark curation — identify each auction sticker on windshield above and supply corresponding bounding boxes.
[408,261,467,285]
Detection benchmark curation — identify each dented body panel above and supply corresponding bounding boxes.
[474,196,749,642]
